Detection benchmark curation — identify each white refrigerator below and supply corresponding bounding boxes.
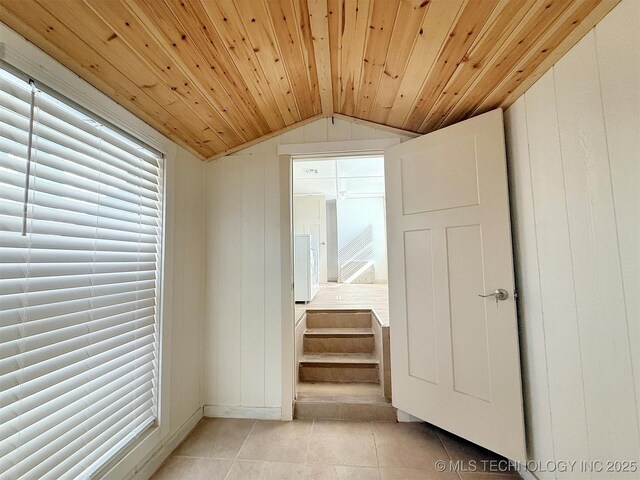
[294,233,319,303]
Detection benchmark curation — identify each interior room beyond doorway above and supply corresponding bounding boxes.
[292,154,388,306]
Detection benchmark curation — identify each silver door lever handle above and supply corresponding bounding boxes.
[478,289,509,301]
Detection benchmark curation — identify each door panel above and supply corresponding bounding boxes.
[404,229,438,385]
[385,109,526,462]
[400,136,479,215]
[447,224,491,401]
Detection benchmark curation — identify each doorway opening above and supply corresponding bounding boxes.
[292,154,388,311]
[291,153,392,420]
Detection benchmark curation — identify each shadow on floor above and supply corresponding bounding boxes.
[152,418,523,479]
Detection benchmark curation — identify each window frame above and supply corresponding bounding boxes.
[0,56,172,479]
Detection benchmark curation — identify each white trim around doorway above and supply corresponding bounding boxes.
[277,138,400,420]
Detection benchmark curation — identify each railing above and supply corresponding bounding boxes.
[338,225,374,283]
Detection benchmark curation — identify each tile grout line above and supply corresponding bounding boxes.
[436,430,463,480]
[221,419,258,480]
[303,418,315,467]
[370,420,382,480]
[165,419,516,479]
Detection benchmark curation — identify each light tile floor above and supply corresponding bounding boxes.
[152,419,522,480]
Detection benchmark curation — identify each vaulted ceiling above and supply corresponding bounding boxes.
[0,0,617,160]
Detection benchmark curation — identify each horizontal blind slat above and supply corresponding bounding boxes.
[27,189,161,229]
[0,155,161,220]
[0,269,157,296]
[33,107,160,180]
[0,233,160,255]
[0,260,158,280]
[0,299,156,346]
[0,347,155,430]
[0,340,156,416]
[29,140,161,201]
[49,402,155,480]
[0,75,33,104]
[1,146,161,209]
[0,371,153,455]
[0,279,157,311]
[0,315,155,381]
[0,210,159,245]
[11,395,154,479]
[29,128,161,197]
[0,288,156,331]
[0,197,162,235]
[64,407,155,479]
[0,65,161,480]
[36,91,161,168]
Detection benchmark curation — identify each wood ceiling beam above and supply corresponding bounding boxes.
[307,0,333,116]
[337,0,372,116]
[332,113,419,139]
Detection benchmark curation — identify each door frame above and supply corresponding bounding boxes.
[277,138,400,420]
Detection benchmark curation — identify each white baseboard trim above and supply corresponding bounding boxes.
[396,410,424,423]
[128,408,203,480]
[204,405,282,420]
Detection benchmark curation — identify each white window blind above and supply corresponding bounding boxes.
[0,66,164,479]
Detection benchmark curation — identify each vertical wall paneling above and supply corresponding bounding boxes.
[185,158,205,419]
[168,155,184,428]
[204,117,413,417]
[264,140,283,408]
[504,101,556,477]
[504,1,640,476]
[302,119,329,143]
[168,150,207,431]
[525,70,591,476]
[593,0,640,423]
[169,152,187,429]
[240,154,266,407]
[215,157,243,407]
[204,160,219,406]
[554,29,638,465]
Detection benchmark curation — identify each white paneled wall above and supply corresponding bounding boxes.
[204,118,413,417]
[504,1,639,478]
[166,150,206,435]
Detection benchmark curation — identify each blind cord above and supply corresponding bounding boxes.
[22,80,37,236]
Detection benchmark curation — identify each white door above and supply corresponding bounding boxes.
[293,194,327,283]
[385,109,526,462]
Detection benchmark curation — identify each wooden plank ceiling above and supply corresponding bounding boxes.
[0,0,617,160]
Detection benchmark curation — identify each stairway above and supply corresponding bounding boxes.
[295,310,396,421]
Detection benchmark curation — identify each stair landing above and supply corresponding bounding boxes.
[295,382,396,422]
